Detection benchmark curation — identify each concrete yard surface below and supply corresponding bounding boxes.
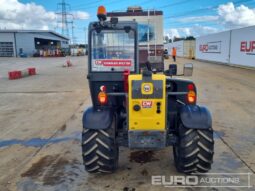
[0,56,254,191]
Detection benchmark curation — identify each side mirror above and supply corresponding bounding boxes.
[152,68,157,74]
[164,64,177,76]
[183,63,193,76]
[124,26,131,33]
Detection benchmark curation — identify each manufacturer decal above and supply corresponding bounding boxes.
[142,101,152,108]
[95,59,132,66]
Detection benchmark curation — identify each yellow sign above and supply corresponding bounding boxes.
[141,83,153,94]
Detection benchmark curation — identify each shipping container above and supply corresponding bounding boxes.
[229,26,255,68]
[164,40,195,58]
[195,31,231,64]
[164,41,183,57]
[183,40,195,59]
[195,25,255,68]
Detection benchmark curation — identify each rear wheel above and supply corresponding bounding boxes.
[82,117,118,173]
[173,123,214,174]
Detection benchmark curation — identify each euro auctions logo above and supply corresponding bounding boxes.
[240,41,255,55]
[199,45,208,52]
[151,173,252,188]
[199,41,221,53]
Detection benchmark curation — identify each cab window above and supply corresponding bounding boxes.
[91,30,135,72]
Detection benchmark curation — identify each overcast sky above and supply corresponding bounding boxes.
[0,0,255,43]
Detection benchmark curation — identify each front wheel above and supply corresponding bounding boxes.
[173,124,214,174]
[81,116,119,173]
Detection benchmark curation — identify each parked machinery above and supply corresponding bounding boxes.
[81,6,214,174]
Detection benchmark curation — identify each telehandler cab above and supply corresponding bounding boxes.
[82,6,214,174]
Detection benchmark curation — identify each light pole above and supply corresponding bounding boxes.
[84,27,87,44]
[84,27,88,55]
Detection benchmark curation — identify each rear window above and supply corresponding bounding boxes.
[91,30,135,72]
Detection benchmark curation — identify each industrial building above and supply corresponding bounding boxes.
[0,30,69,57]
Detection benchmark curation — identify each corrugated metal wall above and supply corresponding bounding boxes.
[0,33,16,57]
[16,33,35,56]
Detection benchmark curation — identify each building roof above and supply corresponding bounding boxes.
[0,30,69,40]
[107,10,163,17]
[107,7,163,17]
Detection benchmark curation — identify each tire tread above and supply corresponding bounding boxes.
[81,119,118,173]
[174,124,214,174]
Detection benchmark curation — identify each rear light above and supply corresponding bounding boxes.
[187,91,196,104]
[187,84,196,104]
[123,70,130,92]
[98,91,108,105]
[188,83,194,91]
[100,85,106,92]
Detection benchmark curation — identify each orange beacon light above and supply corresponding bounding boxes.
[97,6,107,21]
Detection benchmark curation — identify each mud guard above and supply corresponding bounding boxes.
[180,105,212,129]
[82,107,113,130]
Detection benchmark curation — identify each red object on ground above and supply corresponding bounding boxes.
[28,68,36,75]
[8,71,16,80]
[123,69,130,92]
[8,71,21,80]
[8,68,37,80]
[16,71,22,79]
[66,59,72,67]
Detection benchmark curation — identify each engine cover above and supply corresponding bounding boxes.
[128,73,166,131]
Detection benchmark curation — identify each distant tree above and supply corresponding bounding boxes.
[164,36,169,42]
[186,36,196,40]
[173,37,185,42]
[185,36,196,40]
[79,44,86,48]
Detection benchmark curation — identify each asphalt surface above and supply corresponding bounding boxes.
[0,56,254,191]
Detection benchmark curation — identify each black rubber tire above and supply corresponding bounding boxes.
[81,117,119,173]
[173,124,214,174]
